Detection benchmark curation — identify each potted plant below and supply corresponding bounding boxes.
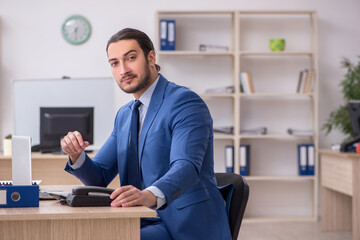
[322,56,360,141]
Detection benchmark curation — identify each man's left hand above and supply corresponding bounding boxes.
[110,185,157,208]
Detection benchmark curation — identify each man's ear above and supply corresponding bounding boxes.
[147,50,156,67]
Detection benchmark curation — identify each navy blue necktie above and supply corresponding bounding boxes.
[127,100,142,189]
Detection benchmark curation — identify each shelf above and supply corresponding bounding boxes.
[238,10,316,15]
[240,51,314,56]
[245,175,315,181]
[240,134,314,139]
[158,50,234,56]
[156,10,318,223]
[240,93,314,98]
[158,10,235,15]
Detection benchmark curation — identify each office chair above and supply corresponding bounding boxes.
[215,173,249,240]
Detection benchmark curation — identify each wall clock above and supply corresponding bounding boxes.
[62,15,91,45]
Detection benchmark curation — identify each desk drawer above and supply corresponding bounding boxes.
[321,155,352,196]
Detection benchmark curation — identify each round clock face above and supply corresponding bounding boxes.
[62,15,91,45]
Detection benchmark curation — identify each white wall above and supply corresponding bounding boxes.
[1,0,360,150]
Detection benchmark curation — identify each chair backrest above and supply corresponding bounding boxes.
[215,173,249,240]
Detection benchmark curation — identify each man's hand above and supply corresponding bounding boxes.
[60,131,90,164]
[110,185,157,208]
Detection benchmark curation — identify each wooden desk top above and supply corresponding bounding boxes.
[319,149,360,159]
[0,186,156,221]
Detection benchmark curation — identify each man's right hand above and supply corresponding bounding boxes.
[60,131,90,164]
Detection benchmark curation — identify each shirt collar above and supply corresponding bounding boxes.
[137,75,160,108]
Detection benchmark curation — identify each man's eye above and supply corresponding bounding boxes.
[128,56,136,61]
[110,62,118,67]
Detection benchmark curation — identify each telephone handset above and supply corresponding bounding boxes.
[66,186,115,207]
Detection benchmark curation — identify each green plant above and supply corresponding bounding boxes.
[322,56,360,141]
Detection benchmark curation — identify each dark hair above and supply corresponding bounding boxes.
[106,28,160,72]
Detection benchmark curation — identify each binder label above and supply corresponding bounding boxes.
[0,190,6,205]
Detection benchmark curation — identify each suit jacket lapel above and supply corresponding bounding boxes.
[138,75,167,163]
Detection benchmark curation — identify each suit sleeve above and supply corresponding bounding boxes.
[64,113,120,187]
[152,91,213,206]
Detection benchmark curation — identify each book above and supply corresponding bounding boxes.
[239,145,250,176]
[240,72,254,93]
[225,145,234,173]
[296,70,304,93]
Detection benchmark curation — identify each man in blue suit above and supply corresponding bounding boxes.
[61,28,231,240]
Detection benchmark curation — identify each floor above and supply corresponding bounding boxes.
[238,221,351,240]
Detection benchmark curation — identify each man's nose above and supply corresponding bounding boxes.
[119,62,129,76]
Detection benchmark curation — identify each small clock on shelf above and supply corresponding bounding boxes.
[62,15,91,45]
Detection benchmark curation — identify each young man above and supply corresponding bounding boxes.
[61,28,231,240]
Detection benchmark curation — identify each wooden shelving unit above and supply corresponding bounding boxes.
[155,10,318,222]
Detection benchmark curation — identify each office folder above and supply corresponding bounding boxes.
[0,185,39,208]
[298,144,307,175]
[307,144,315,175]
[239,145,250,176]
[159,19,168,50]
[167,20,176,50]
[225,145,234,173]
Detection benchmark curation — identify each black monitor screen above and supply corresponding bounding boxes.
[348,100,360,137]
[40,107,94,152]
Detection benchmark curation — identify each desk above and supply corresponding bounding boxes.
[0,153,119,189]
[319,149,360,240]
[0,186,156,240]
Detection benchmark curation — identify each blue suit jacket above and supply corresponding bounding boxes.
[65,75,231,240]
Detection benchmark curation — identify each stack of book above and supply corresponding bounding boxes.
[296,69,315,94]
[205,86,234,94]
[159,19,176,50]
[240,72,255,93]
[287,128,314,136]
[240,127,267,135]
[214,126,234,134]
[225,145,250,176]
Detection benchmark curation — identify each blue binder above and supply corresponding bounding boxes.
[306,144,315,175]
[167,20,176,51]
[159,19,168,50]
[225,145,234,173]
[298,144,307,175]
[239,145,250,176]
[0,185,39,208]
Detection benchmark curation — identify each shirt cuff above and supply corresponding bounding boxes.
[67,151,86,170]
[146,186,166,210]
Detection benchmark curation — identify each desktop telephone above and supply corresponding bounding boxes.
[50,186,114,207]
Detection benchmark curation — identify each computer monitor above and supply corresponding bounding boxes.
[340,100,360,152]
[38,107,94,153]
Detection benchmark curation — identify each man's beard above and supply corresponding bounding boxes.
[118,61,151,94]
